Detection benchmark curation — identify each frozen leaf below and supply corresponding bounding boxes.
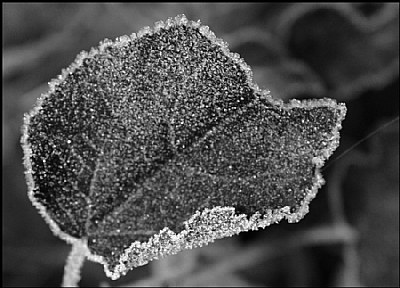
[21,15,346,280]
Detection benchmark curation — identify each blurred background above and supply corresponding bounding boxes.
[2,3,399,287]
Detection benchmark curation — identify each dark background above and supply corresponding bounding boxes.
[2,3,399,287]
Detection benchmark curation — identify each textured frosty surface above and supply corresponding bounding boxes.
[22,14,346,279]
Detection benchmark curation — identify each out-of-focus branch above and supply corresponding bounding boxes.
[3,5,95,79]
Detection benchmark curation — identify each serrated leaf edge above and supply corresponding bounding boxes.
[21,14,347,280]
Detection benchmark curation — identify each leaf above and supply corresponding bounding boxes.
[21,14,346,280]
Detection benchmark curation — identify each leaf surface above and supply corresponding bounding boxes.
[22,15,346,280]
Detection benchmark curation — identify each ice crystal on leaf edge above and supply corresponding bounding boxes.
[21,14,346,280]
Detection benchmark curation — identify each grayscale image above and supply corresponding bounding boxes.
[2,3,399,287]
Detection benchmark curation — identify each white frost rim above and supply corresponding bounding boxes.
[21,14,347,280]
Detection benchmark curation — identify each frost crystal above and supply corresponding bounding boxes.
[22,14,346,280]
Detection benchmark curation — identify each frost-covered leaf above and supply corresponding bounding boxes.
[21,15,346,280]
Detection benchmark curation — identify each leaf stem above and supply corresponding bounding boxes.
[62,240,88,287]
